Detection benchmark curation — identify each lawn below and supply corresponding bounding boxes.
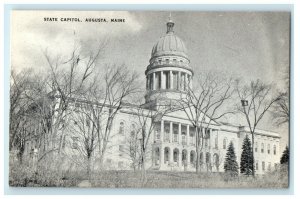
[10,166,288,188]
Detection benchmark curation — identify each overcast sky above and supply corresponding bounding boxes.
[11,11,290,152]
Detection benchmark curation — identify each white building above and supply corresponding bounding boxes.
[96,18,280,174]
[24,18,280,175]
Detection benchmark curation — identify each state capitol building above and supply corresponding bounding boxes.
[101,18,281,174]
[24,17,281,175]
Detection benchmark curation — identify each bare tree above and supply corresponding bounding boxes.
[57,64,139,176]
[272,91,289,126]
[123,125,142,171]
[9,69,37,163]
[272,69,289,126]
[68,100,100,180]
[92,65,140,169]
[179,71,235,174]
[8,41,107,176]
[128,97,171,185]
[235,79,282,177]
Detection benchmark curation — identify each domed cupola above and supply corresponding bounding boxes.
[151,20,188,59]
[144,15,194,107]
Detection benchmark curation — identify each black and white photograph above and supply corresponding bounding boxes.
[8,10,290,188]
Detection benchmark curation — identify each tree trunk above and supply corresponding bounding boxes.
[87,155,92,181]
[196,152,200,173]
[140,150,147,186]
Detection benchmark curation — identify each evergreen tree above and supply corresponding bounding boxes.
[240,135,253,176]
[224,141,239,177]
[280,146,289,164]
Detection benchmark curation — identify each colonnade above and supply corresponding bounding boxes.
[154,120,196,146]
[153,146,220,171]
[146,70,192,91]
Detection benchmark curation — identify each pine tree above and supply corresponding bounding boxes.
[240,135,253,176]
[280,146,289,164]
[224,141,239,177]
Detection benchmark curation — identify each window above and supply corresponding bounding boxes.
[190,131,195,145]
[261,143,264,153]
[205,138,208,148]
[119,145,124,152]
[106,159,112,164]
[268,162,271,171]
[118,161,124,168]
[156,130,160,140]
[72,137,79,149]
[206,153,210,163]
[273,145,277,155]
[215,137,218,149]
[255,142,258,152]
[200,153,203,164]
[173,130,178,142]
[119,122,124,134]
[164,128,170,141]
[223,138,227,149]
[262,161,265,171]
[205,129,210,139]
[267,144,270,154]
[256,161,259,171]
[182,134,187,145]
[130,124,136,137]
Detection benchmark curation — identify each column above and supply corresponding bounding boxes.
[208,129,211,149]
[178,123,182,145]
[178,149,181,167]
[153,72,156,90]
[187,125,189,146]
[170,122,173,143]
[160,146,163,166]
[161,71,165,89]
[160,120,164,141]
[170,147,173,164]
[186,150,189,170]
[170,71,173,89]
[178,71,181,91]
[146,75,149,90]
[185,73,188,91]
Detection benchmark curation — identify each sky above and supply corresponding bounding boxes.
[11,11,290,153]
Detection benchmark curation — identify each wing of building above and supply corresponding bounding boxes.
[23,17,280,175]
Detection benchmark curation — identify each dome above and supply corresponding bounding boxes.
[151,20,188,59]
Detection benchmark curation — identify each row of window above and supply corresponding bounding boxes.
[152,57,185,65]
[255,161,277,172]
[118,122,137,135]
[255,142,277,155]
